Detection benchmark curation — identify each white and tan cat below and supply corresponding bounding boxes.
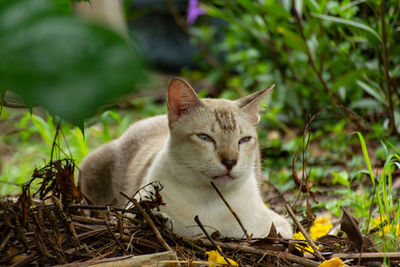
[79,78,292,238]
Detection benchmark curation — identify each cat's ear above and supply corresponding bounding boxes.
[167,78,201,122]
[236,84,275,124]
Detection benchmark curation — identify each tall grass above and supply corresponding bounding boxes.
[357,132,400,252]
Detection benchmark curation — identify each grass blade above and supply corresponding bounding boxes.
[356,132,375,186]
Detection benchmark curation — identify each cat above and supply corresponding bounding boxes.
[79,78,293,238]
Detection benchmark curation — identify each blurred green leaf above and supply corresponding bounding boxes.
[276,27,307,52]
[0,0,146,127]
[204,4,235,24]
[311,13,382,42]
[54,0,71,14]
[237,0,257,13]
[305,0,321,13]
[356,80,386,106]
[258,2,291,17]
[331,70,365,92]
[332,171,350,186]
[350,98,382,110]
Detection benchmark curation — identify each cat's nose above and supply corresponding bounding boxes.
[221,158,237,171]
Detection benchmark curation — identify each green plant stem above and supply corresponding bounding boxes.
[379,0,399,136]
[291,0,337,105]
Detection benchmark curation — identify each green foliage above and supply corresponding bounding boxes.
[0,96,165,195]
[0,0,146,128]
[190,0,400,132]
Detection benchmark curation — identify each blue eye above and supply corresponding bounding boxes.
[239,136,251,144]
[197,134,214,142]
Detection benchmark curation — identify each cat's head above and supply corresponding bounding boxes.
[166,78,273,188]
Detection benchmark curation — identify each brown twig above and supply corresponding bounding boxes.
[194,215,233,265]
[131,198,173,252]
[173,234,206,253]
[104,219,126,254]
[0,99,30,109]
[76,228,107,241]
[50,122,61,163]
[285,203,325,262]
[210,181,250,239]
[0,232,12,252]
[68,204,139,216]
[330,252,400,261]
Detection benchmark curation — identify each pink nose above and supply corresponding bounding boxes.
[221,158,237,170]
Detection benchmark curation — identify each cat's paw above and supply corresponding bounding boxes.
[273,220,293,239]
[154,211,174,232]
[275,225,293,239]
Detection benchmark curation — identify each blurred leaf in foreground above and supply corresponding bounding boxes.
[0,0,146,128]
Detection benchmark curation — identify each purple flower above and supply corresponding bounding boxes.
[187,0,205,25]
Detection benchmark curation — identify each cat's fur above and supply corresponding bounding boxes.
[79,78,292,238]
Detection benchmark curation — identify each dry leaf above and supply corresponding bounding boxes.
[340,208,364,250]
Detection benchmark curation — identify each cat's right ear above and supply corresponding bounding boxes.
[167,78,201,122]
[236,84,275,125]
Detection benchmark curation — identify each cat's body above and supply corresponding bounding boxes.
[79,78,292,238]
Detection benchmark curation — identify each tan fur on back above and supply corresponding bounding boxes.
[79,78,292,238]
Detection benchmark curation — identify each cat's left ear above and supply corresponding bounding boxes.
[167,78,201,122]
[236,84,275,125]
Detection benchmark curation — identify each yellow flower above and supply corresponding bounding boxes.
[293,231,315,253]
[205,246,238,267]
[293,216,332,254]
[371,215,400,241]
[310,219,333,240]
[319,257,349,267]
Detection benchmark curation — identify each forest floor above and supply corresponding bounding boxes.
[0,157,399,266]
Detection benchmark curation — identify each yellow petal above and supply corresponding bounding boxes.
[292,232,305,240]
[310,223,332,240]
[319,257,349,267]
[205,246,238,266]
[314,217,329,224]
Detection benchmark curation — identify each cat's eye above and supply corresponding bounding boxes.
[196,133,214,143]
[239,136,252,145]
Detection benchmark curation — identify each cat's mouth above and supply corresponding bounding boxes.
[212,174,235,180]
